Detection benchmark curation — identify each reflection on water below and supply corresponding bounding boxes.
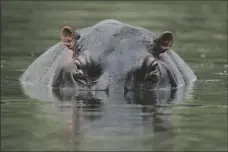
[18,82,195,151]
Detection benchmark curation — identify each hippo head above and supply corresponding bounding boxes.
[20,20,196,95]
[53,24,192,91]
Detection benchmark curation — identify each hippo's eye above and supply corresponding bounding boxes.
[151,61,158,71]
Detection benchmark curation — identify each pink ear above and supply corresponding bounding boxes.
[60,25,74,38]
[62,25,73,30]
[60,25,76,51]
[158,31,174,51]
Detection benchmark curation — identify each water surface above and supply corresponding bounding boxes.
[1,1,227,151]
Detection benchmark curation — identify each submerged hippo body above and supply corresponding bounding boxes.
[20,19,197,91]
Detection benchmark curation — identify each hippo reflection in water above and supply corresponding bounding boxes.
[20,19,197,92]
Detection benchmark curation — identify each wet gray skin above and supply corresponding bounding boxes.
[48,19,196,92]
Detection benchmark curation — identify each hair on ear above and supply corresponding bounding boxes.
[156,31,174,52]
[60,25,77,51]
[159,31,174,44]
[61,26,74,37]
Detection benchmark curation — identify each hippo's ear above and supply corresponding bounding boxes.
[61,25,74,38]
[60,25,76,50]
[156,31,174,52]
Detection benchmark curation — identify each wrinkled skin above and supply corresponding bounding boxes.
[52,19,193,92]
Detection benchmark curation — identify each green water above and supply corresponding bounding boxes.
[1,1,227,151]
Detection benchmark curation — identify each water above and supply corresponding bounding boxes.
[1,1,227,151]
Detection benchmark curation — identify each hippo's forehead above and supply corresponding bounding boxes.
[105,38,151,70]
[76,19,156,39]
[75,20,157,55]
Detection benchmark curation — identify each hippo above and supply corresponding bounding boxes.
[20,19,197,92]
